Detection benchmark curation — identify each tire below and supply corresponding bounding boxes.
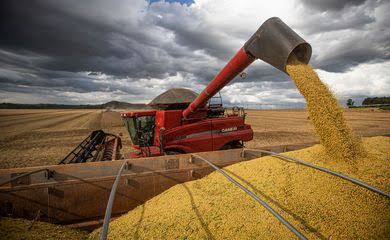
[220,141,243,150]
[165,150,185,155]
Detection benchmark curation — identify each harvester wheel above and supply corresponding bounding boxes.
[165,150,185,155]
[220,141,243,150]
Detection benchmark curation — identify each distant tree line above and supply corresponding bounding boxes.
[0,101,147,109]
[0,103,100,109]
[362,97,390,105]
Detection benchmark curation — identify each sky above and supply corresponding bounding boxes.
[0,0,389,108]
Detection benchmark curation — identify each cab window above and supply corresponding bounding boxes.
[124,116,155,146]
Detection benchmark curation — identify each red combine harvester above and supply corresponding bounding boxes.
[121,89,252,157]
[58,17,311,163]
[121,17,311,158]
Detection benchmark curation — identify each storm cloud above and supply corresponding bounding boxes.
[0,0,389,107]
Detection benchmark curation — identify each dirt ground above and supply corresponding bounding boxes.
[245,108,390,148]
[0,109,133,169]
[0,108,389,169]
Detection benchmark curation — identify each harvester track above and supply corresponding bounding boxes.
[0,111,82,128]
[0,112,93,141]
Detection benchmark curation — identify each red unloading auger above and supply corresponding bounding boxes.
[182,17,312,119]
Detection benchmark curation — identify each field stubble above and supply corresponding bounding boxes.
[0,108,389,168]
[0,109,132,168]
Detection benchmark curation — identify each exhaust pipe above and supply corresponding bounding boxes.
[182,17,311,119]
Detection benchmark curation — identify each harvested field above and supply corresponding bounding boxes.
[0,109,132,169]
[0,108,389,168]
[245,108,390,149]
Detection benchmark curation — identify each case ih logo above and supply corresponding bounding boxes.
[220,127,238,133]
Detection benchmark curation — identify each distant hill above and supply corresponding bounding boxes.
[101,101,147,109]
[0,101,148,109]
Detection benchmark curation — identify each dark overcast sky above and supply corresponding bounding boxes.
[0,0,389,108]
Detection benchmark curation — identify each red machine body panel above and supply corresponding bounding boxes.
[121,109,253,157]
[164,116,252,151]
[154,110,182,147]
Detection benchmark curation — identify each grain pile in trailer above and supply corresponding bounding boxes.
[90,16,389,238]
[90,136,389,239]
[0,217,88,240]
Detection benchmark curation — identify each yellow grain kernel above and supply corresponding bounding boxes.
[286,56,365,160]
[90,137,390,240]
[0,217,88,240]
